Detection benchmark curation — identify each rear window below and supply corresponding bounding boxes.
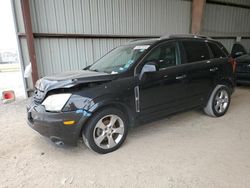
[208,42,226,58]
[182,40,210,63]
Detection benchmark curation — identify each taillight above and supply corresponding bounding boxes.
[229,57,237,73]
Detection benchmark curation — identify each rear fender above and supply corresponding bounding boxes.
[205,78,235,106]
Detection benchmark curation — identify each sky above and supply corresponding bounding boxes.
[0,0,18,51]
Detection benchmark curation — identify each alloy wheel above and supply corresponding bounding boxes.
[93,115,125,149]
[214,89,229,113]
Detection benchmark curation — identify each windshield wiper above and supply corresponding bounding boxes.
[89,69,99,72]
[88,68,111,74]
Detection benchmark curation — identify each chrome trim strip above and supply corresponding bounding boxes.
[134,86,140,112]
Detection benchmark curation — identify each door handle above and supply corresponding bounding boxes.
[210,67,218,72]
[176,74,186,80]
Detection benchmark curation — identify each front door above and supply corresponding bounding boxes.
[137,42,188,120]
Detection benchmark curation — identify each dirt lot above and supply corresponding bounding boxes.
[0,87,250,188]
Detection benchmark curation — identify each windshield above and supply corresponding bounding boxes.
[88,44,151,74]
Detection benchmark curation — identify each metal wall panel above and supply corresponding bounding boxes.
[217,39,236,52]
[19,38,33,87]
[12,0,25,33]
[30,0,191,36]
[203,2,250,58]
[202,4,250,36]
[15,0,250,79]
[240,39,250,52]
[25,0,192,77]
[34,38,132,76]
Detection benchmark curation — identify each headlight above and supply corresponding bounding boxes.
[62,95,94,112]
[42,93,71,112]
[35,79,42,89]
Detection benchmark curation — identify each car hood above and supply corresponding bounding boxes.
[36,70,115,92]
[235,54,250,63]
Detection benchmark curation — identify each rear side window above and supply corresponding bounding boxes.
[182,40,210,63]
[208,42,226,58]
[216,42,229,56]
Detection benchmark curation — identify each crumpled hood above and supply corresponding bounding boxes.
[36,70,115,92]
[45,70,109,81]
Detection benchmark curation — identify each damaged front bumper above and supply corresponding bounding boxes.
[26,97,90,146]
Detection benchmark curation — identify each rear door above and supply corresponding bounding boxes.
[207,41,229,79]
[180,39,218,107]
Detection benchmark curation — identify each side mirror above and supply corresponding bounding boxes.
[139,62,158,80]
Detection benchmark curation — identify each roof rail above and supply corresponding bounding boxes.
[168,34,211,39]
[128,39,144,43]
[128,38,160,43]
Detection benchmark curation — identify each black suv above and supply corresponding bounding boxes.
[27,35,236,154]
[231,43,250,85]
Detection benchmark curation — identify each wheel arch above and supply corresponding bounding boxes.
[205,78,234,107]
[79,100,136,137]
[217,78,235,94]
[91,101,135,127]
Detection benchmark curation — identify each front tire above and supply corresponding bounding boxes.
[82,107,128,154]
[204,85,231,117]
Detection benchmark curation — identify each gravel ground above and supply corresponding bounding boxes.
[0,87,250,188]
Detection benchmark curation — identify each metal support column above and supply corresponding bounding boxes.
[20,0,38,85]
[191,0,206,34]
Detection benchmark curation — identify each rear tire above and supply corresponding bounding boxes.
[82,107,128,154]
[204,85,231,117]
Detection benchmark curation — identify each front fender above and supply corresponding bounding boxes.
[87,95,136,127]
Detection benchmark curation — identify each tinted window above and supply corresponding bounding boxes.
[231,43,247,57]
[143,43,179,70]
[182,40,210,63]
[88,44,150,74]
[217,42,229,55]
[208,42,226,58]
